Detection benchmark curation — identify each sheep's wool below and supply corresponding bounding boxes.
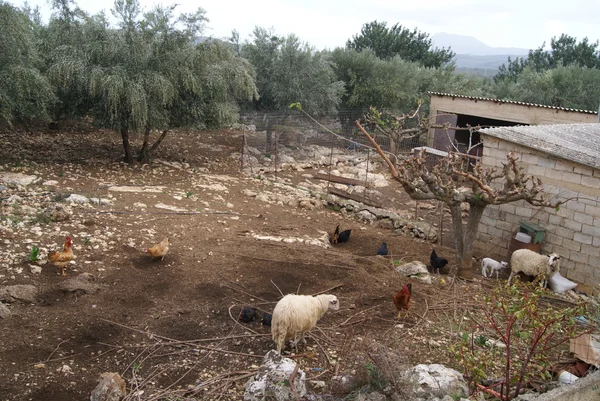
[271,294,339,353]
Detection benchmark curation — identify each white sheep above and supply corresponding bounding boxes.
[507,249,561,288]
[271,293,339,353]
[481,257,509,279]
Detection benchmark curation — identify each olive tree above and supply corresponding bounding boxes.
[47,0,257,163]
[0,2,54,124]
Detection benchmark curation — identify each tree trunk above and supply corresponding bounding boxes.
[150,129,169,152]
[120,126,134,164]
[138,127,151,164]
[449,204,465,272]
[450,203,487,279]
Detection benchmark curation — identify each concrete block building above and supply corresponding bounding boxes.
[475,124,600,294]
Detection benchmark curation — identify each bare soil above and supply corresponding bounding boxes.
[0,125,561,400]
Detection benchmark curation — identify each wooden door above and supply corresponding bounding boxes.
[432,113,458,152]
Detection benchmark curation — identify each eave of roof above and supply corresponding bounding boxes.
[479,123,600,170]
[428,92,598,115]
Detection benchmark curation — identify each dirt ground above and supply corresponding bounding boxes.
[0,125,567,401]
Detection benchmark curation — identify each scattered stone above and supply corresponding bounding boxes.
[355,392,386,401]
[133,202,147,209]
[29,265,42,274]
[298,198,321,211]
[404,364,468,400]
[356,210,377,222]
[154,203,188,212]
[65,194,89,204]
[45,204,71,222]
[377,218,394,230]
[0,303,11,319]
[197,183,228,191]
[0,285,38,303]
[90,372,127,401]
[0,172,40,186]
[43,180,59,186]
[249,232,331,249]
[59,273,102,295]
[244,350,306,401]
[89,198,112,205]
[108,185,165,193]
[241,189,258,197]
[394,261,432,284]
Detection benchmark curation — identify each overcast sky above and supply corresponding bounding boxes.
[14,0,600,51]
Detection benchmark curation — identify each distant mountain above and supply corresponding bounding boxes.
[432,32,530,56]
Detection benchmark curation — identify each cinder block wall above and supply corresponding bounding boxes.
[475,135,600,293]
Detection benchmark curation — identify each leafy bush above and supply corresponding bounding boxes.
[451,282,591,400]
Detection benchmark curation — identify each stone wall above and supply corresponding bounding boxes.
[475,135,600,293]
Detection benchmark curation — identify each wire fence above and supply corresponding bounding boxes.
[237,109,427,170]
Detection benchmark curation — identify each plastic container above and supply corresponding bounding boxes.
[515,232,532,243]
[558,370,579,385]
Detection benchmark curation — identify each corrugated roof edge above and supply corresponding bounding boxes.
[428,92,598,115]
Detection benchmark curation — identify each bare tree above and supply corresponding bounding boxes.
[356,113,563,279]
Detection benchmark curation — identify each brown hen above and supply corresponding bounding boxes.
[145,237,169,260]
[49,236,74,276]
[392,283,412,318]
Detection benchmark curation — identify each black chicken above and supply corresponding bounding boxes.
[331,225,352,244]
[430,249,449,274]
[377,242,388,256]
[261,312,272,327]
[238,306,257,323]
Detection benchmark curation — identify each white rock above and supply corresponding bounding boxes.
[198,183,228,191]
[244,350,307,401]
[65,194,89,204]
[133,202,147,209]
[0,303,11,319]
[394,261,432,284]
[0,172,40,186]
[241,189,258,197]
[29,265,42,274]
[43,180,59,186]
[89,198,112,205]
[154,203,188,212]
[405,364,468,399]
[108,185,166,193]
[356,210,377,222]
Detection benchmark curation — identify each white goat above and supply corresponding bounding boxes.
[271,294,339,353]
[481,257,509,279]
[507,249,561,288]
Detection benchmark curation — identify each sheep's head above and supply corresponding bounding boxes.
[328,296,340,311]
[317,294,340,312]
[547,253,561,272]
[500,261,509,268]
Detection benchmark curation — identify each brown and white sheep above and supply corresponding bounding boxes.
[271,294,339,353]
[507,249,561,288]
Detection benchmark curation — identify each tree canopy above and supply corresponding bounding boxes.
[346,21,455,68]
[241,27,344,115]
[495,34,600,82]
[0,2,54,125]
[45,0,257,163]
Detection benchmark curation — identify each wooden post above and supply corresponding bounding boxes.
[274,131,279,174]
[363,149,371,202]
[439,201,444,246]
[240,131,247,171]
[326,132,335,193]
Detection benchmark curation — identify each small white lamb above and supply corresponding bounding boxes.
[271,293,339,353]
[507,249,561,288]
[481,257,509,279]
